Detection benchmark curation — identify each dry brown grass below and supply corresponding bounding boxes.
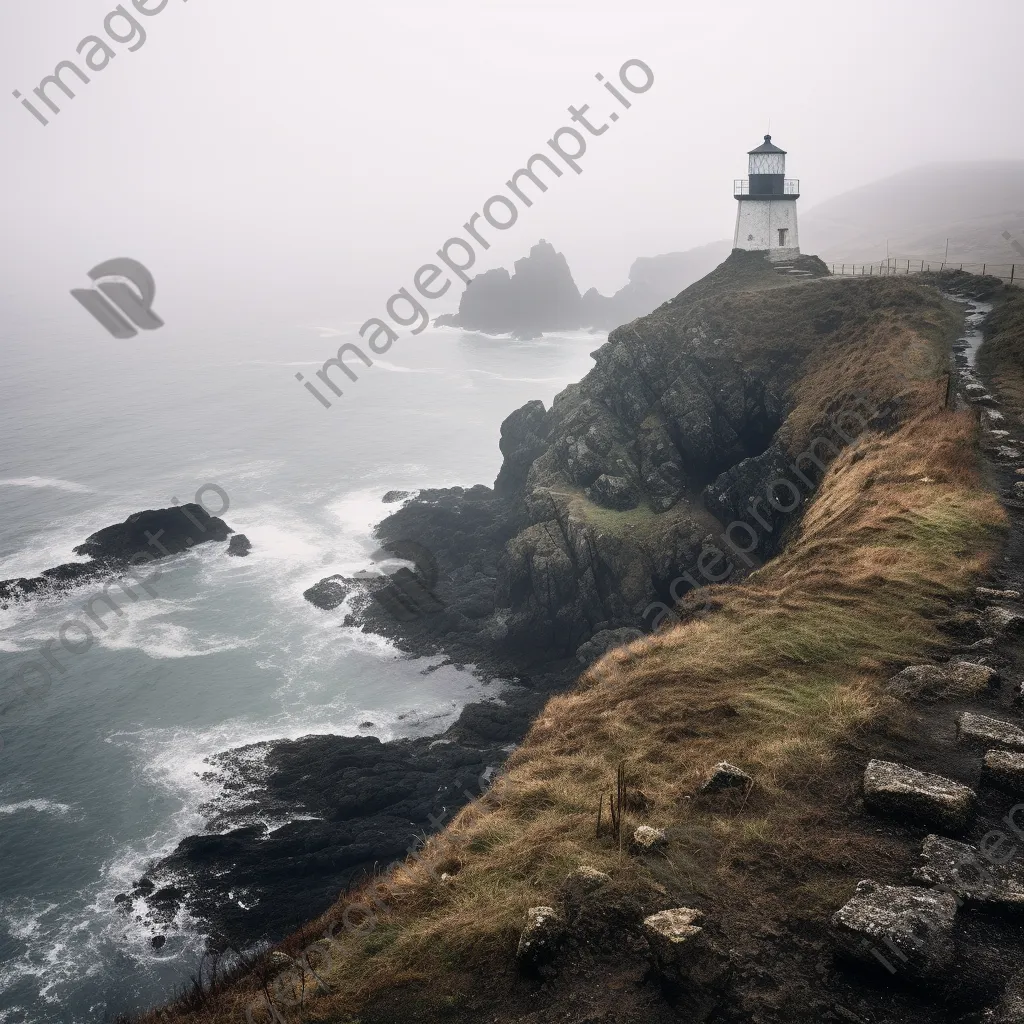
[151,280,1006,1024]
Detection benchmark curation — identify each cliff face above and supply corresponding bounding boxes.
[365,250,943,663]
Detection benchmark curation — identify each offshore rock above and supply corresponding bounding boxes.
[227,534,252,557]
[0,504,233,607]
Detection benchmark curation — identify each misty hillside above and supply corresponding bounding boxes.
[800,160,1024,264]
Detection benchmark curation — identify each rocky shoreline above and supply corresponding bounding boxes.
[118,259,1009,971]
[118,252,918,954]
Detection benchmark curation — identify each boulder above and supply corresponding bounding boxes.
[558,865,612,915]
[886,661,997,701]
[862,759,976,832]
[699,762,753,794]
[643,907,730,993]
[515,906,564,970]
[381,490,413,504]
[585,473,639,511]
[74,504,231,560]
[831,880,957,979]
[303,575,352,611]
[557,865,613,927]
[957,712,1024,752]
[982,749,1024,795]
[981,606,1024,636]
[227,534,252,557]
[912,834,1024,912]
[631,825,668,853]
[978,589,1024,602]
[575,627,643,666]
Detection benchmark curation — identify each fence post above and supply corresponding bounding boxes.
[1012,265,1016,285]
[983,264,987,275]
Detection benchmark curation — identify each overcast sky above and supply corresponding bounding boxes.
[2,0,1022,315]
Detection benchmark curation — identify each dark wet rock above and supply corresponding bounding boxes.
[0,504,232,607]
[957,712,1024,752]
[886,661,998,701]
[700,762,753,794]
[382,490,413,504]
[151,935,166,950]
[302,575,352,610]
[75,505,230,560]
[227,534,252,557]
[126,667,576,951]
[831,880,957,979]
[862,759,975,832]
[575,627,643,666]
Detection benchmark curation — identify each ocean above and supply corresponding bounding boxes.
[0,293,602,1022]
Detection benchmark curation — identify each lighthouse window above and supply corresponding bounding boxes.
[778,228,789,247]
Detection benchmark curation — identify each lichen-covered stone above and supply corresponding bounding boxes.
[700,762,753,793]
[886,661,997,702]
[516,906,564,969]
[631,825,668,853]
[831,880,957,979]
[643,907,729,992]
[977,587,1022,601]
[863,759,975,832]
[912,834,1024,912]
[983,749,1024,795]
[981,606,1024,636]
[958,713,1024,752]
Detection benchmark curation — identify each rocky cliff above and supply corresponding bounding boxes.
[358,250,909,666]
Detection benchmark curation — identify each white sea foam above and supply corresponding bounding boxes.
[0,477,91,493]
[372,359,445,375]
[0,800,72,817]
[465,368,565,384]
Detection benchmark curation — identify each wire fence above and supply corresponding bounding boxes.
[828,257,1021,286]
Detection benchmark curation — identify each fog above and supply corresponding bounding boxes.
[2,0,1023,317]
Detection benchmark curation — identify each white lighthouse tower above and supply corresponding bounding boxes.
[733,135,800,256]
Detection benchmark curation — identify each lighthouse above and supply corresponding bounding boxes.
[733,135,800,255]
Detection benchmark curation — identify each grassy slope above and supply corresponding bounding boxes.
[152,275,1006,1024]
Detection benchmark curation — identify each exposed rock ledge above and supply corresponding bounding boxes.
[0,504,233,608]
